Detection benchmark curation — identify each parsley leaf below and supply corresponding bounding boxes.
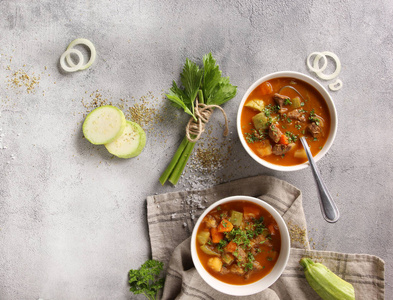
[128,259,165,300]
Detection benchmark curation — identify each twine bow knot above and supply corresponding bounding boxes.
[185,100,229,143]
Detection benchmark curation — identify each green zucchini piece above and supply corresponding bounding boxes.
[200,245,220,256]
[105,121,146,158]
[291,97,302,108]
[252,112,269,131]
[197,231,210,245]
[82,105,126,145]
[221,253,234,265]
[300,258,355,300]
[229,210,243,227]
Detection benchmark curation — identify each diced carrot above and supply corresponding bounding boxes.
[224,241,237,253]
[268,224,276,236]
[210,227,224,243]
[243,206,260,219]
[260,82,273,95]
[217,219,233,232]
[279,134,289,145]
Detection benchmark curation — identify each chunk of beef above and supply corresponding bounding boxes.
[230,264,245,276]
[203,215,217,229]
[252,261,263,271]
[269,124,283,143]
[272,143,295,156]
[235,246,247,263]
[307,122,322,138]
[220,266,230,275]
[288,109,306,122]
[250,234,273,248]
[244,261,264,280]
[273,93,290,107]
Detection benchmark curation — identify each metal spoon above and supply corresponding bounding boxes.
[300,137,340,223]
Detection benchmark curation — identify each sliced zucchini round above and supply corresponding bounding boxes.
[104,121,146,158]
[82,105,126,145]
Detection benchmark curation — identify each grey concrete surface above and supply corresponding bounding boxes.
[0,0,392,299]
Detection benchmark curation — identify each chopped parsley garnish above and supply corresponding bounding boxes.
[217,240,228,252]
[285,131,298,143]
[245,129,267,144]
[309,109,320,125]
[244,262,254,272]
[284,98,292,105]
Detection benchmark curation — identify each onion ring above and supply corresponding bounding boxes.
[313,51,341,80]
[66,38,96,70]
[307,52,327,73]
[328,79,343,91]
[60,48,84,72]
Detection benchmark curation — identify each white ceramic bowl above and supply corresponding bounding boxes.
[237,71,338,172]
[191,196,290,296]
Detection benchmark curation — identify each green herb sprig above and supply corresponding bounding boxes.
[128,259,165,300]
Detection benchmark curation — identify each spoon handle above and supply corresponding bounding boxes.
[300,137,340,223]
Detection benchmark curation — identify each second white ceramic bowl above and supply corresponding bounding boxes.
[191,196,291,296]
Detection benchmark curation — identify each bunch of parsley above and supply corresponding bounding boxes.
[128,259,165,300]
[159,53,237,185]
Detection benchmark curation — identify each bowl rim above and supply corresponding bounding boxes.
[236,71,338,172]
[190,195,291,296]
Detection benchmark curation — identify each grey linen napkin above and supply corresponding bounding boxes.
[147,175,385,299]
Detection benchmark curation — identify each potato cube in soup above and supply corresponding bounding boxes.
[245,99,264,112]
[207,257,223,273]
[256,143,272,157]
[294,149,307,159]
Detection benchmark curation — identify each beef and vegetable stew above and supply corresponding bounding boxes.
[240,77,331,166]
[196,200,281,285]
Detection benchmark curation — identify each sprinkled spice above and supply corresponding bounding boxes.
[7,69,41,94]
[81,90,113,111]
[287,221,308,248]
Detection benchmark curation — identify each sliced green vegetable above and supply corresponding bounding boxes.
[300,258,355,300]
[252,112,269,131]
[229,210,243,227]
[197,231,210,245]
[291,97,302,108]
[221,253,234,265]
[200,245,220,256]
[105,121,146,158]
[82,105,126,145]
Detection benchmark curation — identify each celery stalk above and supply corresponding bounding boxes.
[159,136,189,185]
[168,139,196,185]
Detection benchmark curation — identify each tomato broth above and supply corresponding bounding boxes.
[240,77,331,166]
[196,200,281,285]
